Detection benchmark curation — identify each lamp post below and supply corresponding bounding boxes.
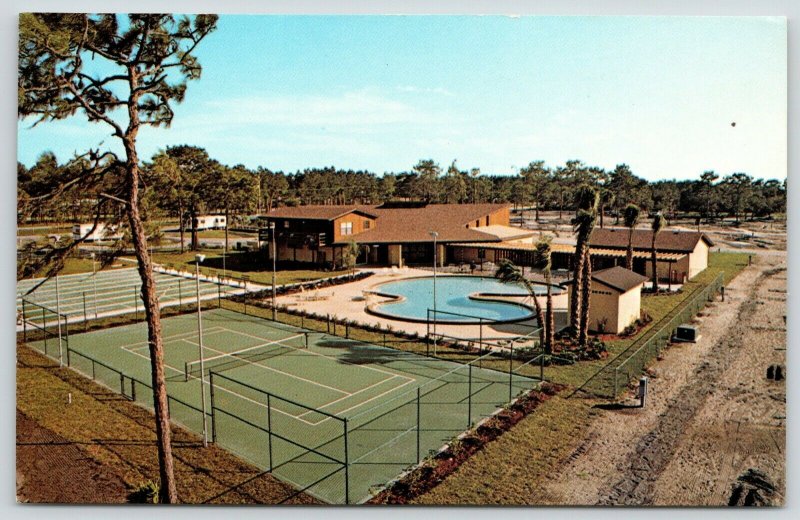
[270,222,277,321]
[195,253,209,447]
[90,252,98,319]
[429,231,439,352]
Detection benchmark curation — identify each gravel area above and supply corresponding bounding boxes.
[540,251,785,506]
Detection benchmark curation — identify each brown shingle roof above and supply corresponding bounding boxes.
[589,227,714,253]
[264,205,377,220]
[563,266,648,293]
[348,203,508,244]
[592,266,649,292]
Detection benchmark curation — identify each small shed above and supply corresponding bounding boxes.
[564,266,648,334]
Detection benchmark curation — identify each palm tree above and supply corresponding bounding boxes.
[623,204,640,270]
[651,212,666,291]
[579,246,593,346]
[599,189,615,229]
[569,185,599,333]
[494,259,545,349]
[534,237,554,354]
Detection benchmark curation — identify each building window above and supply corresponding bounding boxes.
[364,220,371,230]
[283,221,290,228]
[340,222,353,236]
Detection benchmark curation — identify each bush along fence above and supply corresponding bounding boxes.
[576,272,725,399]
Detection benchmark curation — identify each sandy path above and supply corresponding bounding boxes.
[541,252,785,505]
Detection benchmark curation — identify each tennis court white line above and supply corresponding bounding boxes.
[197,342,351,396]
[295,374,405,420]
[332,377,417,418]
[118,326,227,352]
[219,326,404,382]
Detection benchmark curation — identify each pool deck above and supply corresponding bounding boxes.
[273,267,568,342]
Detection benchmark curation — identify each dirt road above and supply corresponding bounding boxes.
[542,252,786,506]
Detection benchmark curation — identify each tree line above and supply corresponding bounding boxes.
[19,154,787,231]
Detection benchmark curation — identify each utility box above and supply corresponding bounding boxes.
[674,324,699,343]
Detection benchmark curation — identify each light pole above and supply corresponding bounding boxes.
[90,252,98,319]
[270,222,277,321]
[429,231,439,352]
[195,253,209,447]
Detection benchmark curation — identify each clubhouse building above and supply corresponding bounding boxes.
[261,202,533,268]
[261,203,713,282]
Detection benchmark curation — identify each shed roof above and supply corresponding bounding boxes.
[563,266,648,293]
[589,228,713,252]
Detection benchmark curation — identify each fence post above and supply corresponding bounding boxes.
[344,418,350,505]
[218,284,222,308]
[91,359,96,380]
[120,373,125,395]
[131,379,136,402]
[467,364,473,428]
[178,278,182,307]
[42,306,47,356]
[210,372,217,443]
[416,387,421,463]
[478,318,483,368]
[540,351,544,382]
[22,299,27,343]
[613,369,618,398]
[509,343,514,401]
[83,292,88,331]
[345,322,349,339]
[134,286,139,320]
[301,314,305,329]
[267,394,273,472]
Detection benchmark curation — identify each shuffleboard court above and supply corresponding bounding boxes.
[26,307,538,504]
[17,267,248,328]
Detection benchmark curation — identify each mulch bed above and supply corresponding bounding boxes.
[368,382,564,504]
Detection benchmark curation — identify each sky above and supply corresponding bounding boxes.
[17,15,787,181]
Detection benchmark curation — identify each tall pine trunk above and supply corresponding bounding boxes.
[178,202,185,254]
[123,135,178,503]
[578,252,592,347]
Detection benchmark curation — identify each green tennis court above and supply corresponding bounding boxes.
[26,307,537,504]
[17,267,245,327]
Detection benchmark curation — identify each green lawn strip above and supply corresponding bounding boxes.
[143,249,333,286]
[16,343,319,504]
[19,257,131,280]
[413,393,598,505]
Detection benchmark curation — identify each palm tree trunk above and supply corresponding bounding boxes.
[626,227,634,270]
[651,236,658,291]
[545,271,554,355]
[524,280,546,348]
[578,251,592,347]
[569,241,585,332]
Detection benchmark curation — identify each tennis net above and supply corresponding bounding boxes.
[184,332,308,381]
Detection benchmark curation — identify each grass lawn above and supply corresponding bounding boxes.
[145,248,334,286]
[162,229,256,239]
[18,225,72,235]
[16,343,318,504]
[19,257,130,280]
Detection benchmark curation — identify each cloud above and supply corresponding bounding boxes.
[192,90,432,129]
[395,85,454,97]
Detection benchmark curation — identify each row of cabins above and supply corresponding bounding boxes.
[262,202,713,335]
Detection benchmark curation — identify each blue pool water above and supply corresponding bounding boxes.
[371,276,556,323]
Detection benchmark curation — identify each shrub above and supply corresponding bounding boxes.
[127,480,159,504]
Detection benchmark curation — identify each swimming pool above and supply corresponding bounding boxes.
[368,275,558,323]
